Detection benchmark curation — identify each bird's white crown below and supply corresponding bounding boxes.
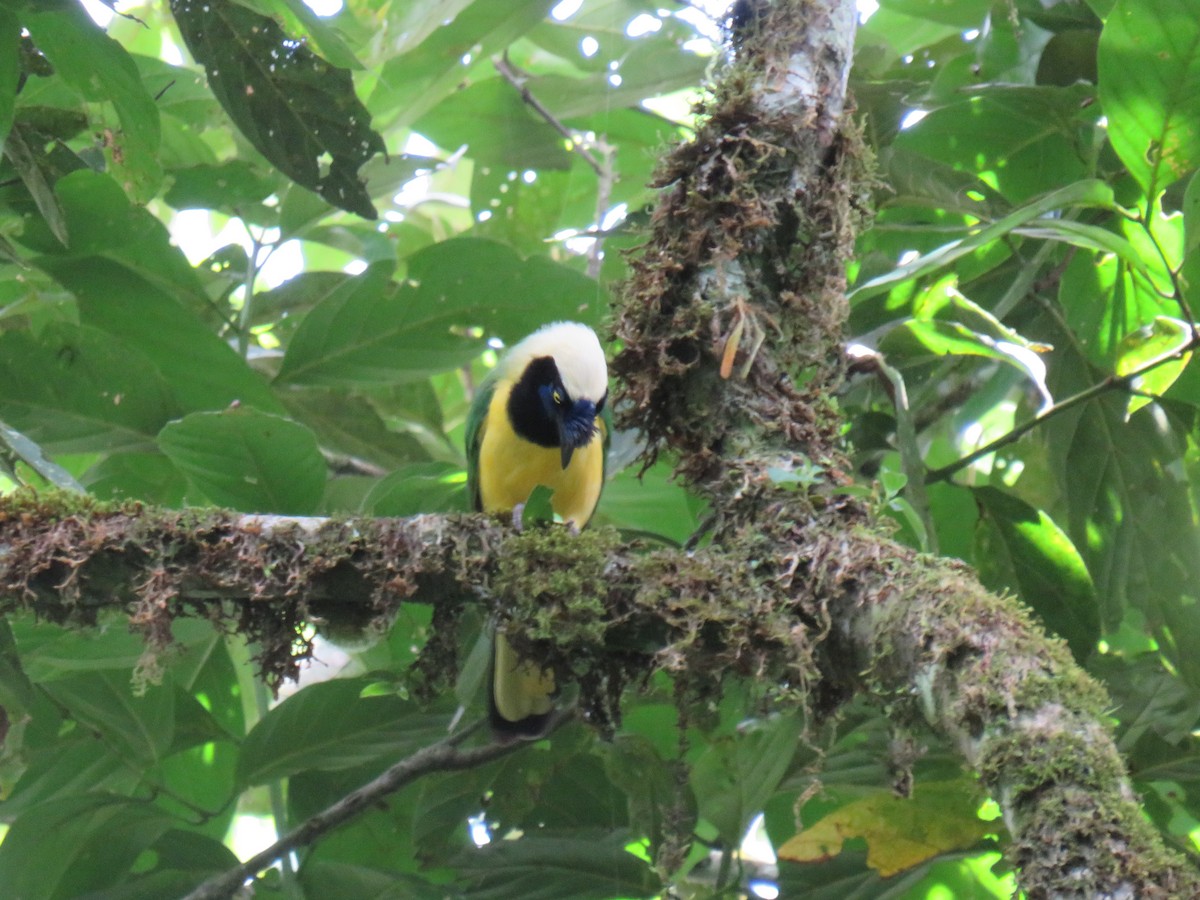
[504,321,608,402]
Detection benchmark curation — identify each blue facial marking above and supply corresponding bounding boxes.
[563,399,597,448]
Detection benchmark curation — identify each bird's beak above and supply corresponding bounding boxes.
[558,416,575,469]
[556,399,597,469]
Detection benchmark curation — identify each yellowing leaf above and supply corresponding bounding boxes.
[777,780,995,877]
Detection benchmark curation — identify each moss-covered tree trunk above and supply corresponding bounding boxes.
[615,0,1197,895]
[0,0,1197,896]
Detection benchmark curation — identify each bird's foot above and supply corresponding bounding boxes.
[511,502,525,532]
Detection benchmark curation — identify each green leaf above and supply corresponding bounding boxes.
[1055,249,1167,367]
[41,672,176,765]
[0,8,18,147]
[592,463,701,545]
[775,850,1004,900]
[486,731,629,832]
[3,123,68,245]
[882,320,1051,407]
[878,146,1007,219]
[1183,170,1200,254]
[287,760,426,872]
[408,240,604,345]
[25,3,162,200]
[0,323,180,454]
[72,831,240,899]
[1011,218,1152,278]
[858,6,961,61]
[413,78,572,170]
[1113,315,1194,416]
[892,84,1099,203]
[164,161,278,211]
[274,262,454,385]
[690,713,804,844]
[13,619,149,683]
[28,171,282,415]
[276,241,604,386]
[973,486,1100,661]
[1,736,133,818]
[413,764,499,864]
[81,452,189,506]
[525,41,709,120]
[877,0,993,27]
[371,0,553,129]
[602,733,683,854]
[454,829,660,900]
[361,462,469,515]
[249,270,354,326]
[404,237,605,344]
[281,389,432,470]
[169,0,385,218]
[1099,0,1200,197]
[236,678,450,786]
[157,408,326,514]
[0,795,175,900]
[300,862,447,900]
[41,255,282,414]
[849,180,1117,301]
[231,0,364,70]
[520,483,557,524]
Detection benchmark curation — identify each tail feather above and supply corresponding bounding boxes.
[489,631,556,739]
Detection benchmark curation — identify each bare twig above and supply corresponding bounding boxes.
[180,713,570,900]
[493,54,604,176]
[925,335,1200,484]
[925,375,1124,484]
[588,140,615,280]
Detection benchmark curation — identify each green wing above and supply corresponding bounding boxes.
[600,397,613,487]
[464,373,498,513]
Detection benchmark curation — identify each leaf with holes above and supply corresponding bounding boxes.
[169,0,384,218]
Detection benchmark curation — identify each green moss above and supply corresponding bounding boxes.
[493,525,621,650]
[0,485,133,519]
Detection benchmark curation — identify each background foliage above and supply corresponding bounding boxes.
[0,0,1198,897]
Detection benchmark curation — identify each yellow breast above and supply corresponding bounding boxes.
[478,381,604,526]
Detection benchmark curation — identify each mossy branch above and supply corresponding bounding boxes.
[609,0,1200,893]
[2,488,1197,894]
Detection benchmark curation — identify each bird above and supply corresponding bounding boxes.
[465,321,609,738]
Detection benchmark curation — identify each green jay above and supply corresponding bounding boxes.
[465,321,609,737]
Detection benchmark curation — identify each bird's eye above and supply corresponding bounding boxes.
[552,390,563,405]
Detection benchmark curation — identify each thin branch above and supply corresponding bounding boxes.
[321,449,389,478]
[253,677,297,892]
[180,713,570,900]
[927,322,1200,484]
[926,374,1127,484]
[588,140,616,280]
[493,54,604,176]
[236,221,270,360]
